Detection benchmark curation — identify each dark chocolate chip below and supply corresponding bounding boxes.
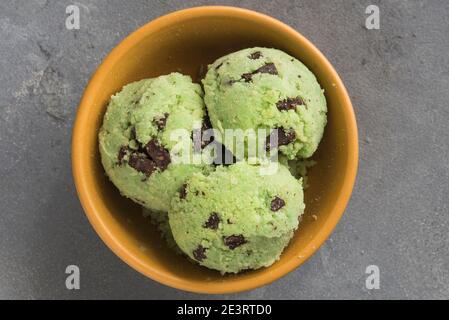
[179,184,187,199]
[224,235,247,250]
[276,97,305,111]
[153,113,169,130]
[241,72,253,83]
[256,63,278,75]
[117,146,128,165]
[215,62,224,70]
[270,196,285,211]
[237,63,279,83]
[227,219,233,224]
[277,128,296,145]
[265,128,296,151]
[128,152,156,176]
[193,245,207,261]
[203,212,220,230]
[248,51,262,59]
[144,139,171,171]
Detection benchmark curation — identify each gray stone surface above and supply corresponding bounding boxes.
[0,0,448,299]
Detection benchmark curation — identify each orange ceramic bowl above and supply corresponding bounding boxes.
[72,6,358,294]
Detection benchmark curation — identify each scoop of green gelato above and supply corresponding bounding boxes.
[203,47,327,159]
[99,73,212,212]
[169,162,304,273]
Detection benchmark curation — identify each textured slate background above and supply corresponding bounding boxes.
[0,0,448,299]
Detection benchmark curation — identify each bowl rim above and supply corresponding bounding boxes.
[72,5,359,294]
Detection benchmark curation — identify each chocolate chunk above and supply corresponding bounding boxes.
[215,62,224,70]
[179,183,187,199]
[144,139,171,171]
[270,196,285,211]
[265,128,296,151]
[227,219,233,224]
[256,63,278,75]
[276,97,305,111]
[117,146,128,165]
[238,63,279,83]
[249,51,262,59]
[153,113,169,130]
[128,152,156,176]
[193,245,207,261]
[224,235,247,249]
[203,212,220,230]
[277,128,296,145]
[241,72,253,82]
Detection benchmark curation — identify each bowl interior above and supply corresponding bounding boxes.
[74,7,357,293]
